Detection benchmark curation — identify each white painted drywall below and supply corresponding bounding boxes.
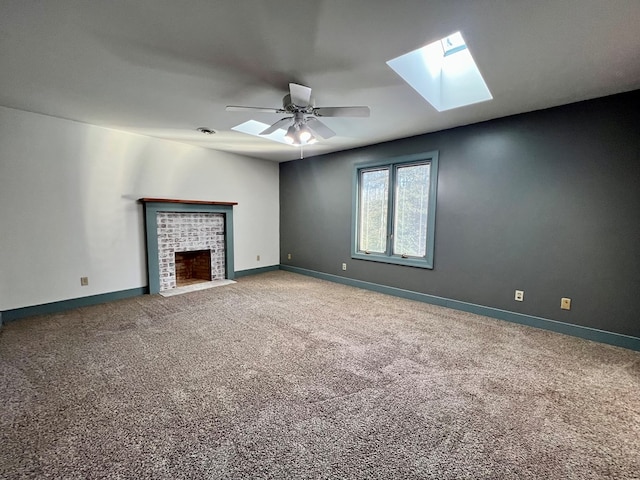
[0,106,279,311]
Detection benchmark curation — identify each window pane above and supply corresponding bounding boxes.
[359,168,389,253]
[393,163,430,257]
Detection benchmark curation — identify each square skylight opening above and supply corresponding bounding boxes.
[387,31,492,112]
[231,120,293,145]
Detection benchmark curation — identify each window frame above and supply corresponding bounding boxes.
[351,151,439,269]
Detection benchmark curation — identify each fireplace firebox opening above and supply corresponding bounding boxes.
[175,250,212,287]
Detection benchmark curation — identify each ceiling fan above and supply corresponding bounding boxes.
[226,83,370,145]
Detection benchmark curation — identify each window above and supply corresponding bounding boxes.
[352,151,439,268]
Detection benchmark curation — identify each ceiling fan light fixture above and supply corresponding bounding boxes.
[284,125,297,144]
[298,125,312,142]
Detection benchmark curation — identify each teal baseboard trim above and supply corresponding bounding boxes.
[280,265,640,352]
[234,265,280,278]
[1,287,149,323]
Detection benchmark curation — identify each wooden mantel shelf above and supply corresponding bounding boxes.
[139,198,238,206]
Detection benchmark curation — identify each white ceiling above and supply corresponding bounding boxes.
[1,0,639,162]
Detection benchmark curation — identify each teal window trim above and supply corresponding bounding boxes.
[351,151,439,269]
[142,202,235,294]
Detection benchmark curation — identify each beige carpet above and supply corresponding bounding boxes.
[1,271,639,479]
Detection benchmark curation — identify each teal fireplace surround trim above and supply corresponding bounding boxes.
[140,199,236,295]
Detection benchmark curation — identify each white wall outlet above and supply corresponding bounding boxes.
[515,290,524,301]
[287,253,292,260]
[80,277,89,286]
[561,297,571,310]
[342,263,347,271]
[256,254,260,261]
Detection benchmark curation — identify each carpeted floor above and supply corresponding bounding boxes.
[1,271,639,479]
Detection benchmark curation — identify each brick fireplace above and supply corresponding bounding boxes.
[156,211,226,291]
[140,199,237,295]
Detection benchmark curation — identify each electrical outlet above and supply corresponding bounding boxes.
[256,254,260,261]
[561,297,571,310]
[515,290,524,301]
[287,253,292,260]
[342,263,347,271]
[80,277,89,286]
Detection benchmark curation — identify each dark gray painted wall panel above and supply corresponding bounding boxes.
[280,90,640,337]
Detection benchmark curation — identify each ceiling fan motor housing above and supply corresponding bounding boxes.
[282,94,313,112]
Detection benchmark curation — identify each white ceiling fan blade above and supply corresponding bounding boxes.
[306,117,336,139]
[226,105,284,113]
[313,106,370,117]
[259,117,292,135]
[289,83,312,107]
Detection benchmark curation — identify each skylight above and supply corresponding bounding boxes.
[231,120,292,145]
[387,32,492,112]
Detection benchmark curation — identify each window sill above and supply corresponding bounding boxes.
[351,252,434,269]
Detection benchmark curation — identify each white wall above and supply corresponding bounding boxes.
[0,106,279,311]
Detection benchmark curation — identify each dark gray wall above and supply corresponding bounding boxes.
[280,90,640,338]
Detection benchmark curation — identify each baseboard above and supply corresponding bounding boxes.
[0,266,281,324]
[234,265,280,278]
[4,268,638,353]
[279,265,640,352]
[0,287,149,324]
